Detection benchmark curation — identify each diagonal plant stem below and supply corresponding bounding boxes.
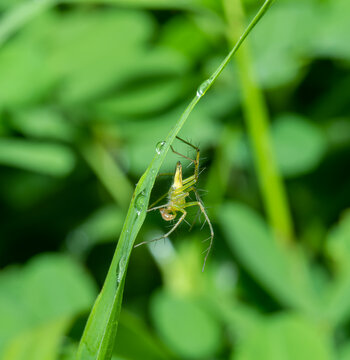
[223,0,293,244]
[77,1,277,359]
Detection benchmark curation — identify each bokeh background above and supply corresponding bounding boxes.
[0,0,350,359]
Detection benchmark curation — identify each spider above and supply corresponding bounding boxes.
[135,136,214,271]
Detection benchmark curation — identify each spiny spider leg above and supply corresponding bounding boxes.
[188,189,205,231]
[182,200,214,272]
[171,136,200,178]
[175,136,199,152]
[182,174,196,186]
[189,208,202,232]
[170,145,194,164]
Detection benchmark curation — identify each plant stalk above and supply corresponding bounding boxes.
[223,0,294,243]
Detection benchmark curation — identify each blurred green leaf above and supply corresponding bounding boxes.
[0,138,76,177]
[272,114,327,177]
[0,32,55,106]
[312,0,350,60]
[339,341,350,360]
[2,318,70,360]
[248,0,350,88]
[234,114,327,178]
[220,202,318,313]
[60,309,171,360]
[249,0,316,88]
[0,0,53,49]
[114,310,170,360]
[9,108,75,142]
[0,9,189,107]
[0,0,24,11]
[67,205,125,256]
[233,313,333,360]
[151,290,222,359]
[59,341,78,360]
[95,78,186,118]
[0,0,218,12]
[1,172,59,209]
[326,210,350,272]
[323,210,350,326]
[71,0,221,13]
[0,253,97,359]
[79,140,133,208]
[159,15,210,61]
[48,10,188,105]
[68,0,196,10]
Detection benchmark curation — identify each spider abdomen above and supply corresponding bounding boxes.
[160,207,176,221]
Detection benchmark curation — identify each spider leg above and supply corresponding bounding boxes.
[148,190,170,209]
[189,208,202,232]
[182,200,214,272]
[183,186,202,231]
[192,187,203,203]
[192,188,209,230]
[171,136,200,179]
[172,179,197,196]
[175,136,199,152]
[175,136,200,178]
[134,207,187,248]
[157,173,174,177]
[147,204,168,212]
[182,174,196,186]
[182,217,191,227]
[170,145,195,164]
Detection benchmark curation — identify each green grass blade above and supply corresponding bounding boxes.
[76,2,275,359]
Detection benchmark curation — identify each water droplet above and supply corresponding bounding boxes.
[116,256,127,286]
[155,141,166,154]
[196,79,211,97]
[134,190,146,215]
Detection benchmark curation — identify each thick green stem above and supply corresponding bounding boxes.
[223,0,293,243]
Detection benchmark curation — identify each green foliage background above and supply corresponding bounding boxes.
[0,0,349,359]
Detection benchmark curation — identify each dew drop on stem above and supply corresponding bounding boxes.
[196,79,211,97]
[155,141,166,155]
[116,255,127,287]
[134,190,146,215]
